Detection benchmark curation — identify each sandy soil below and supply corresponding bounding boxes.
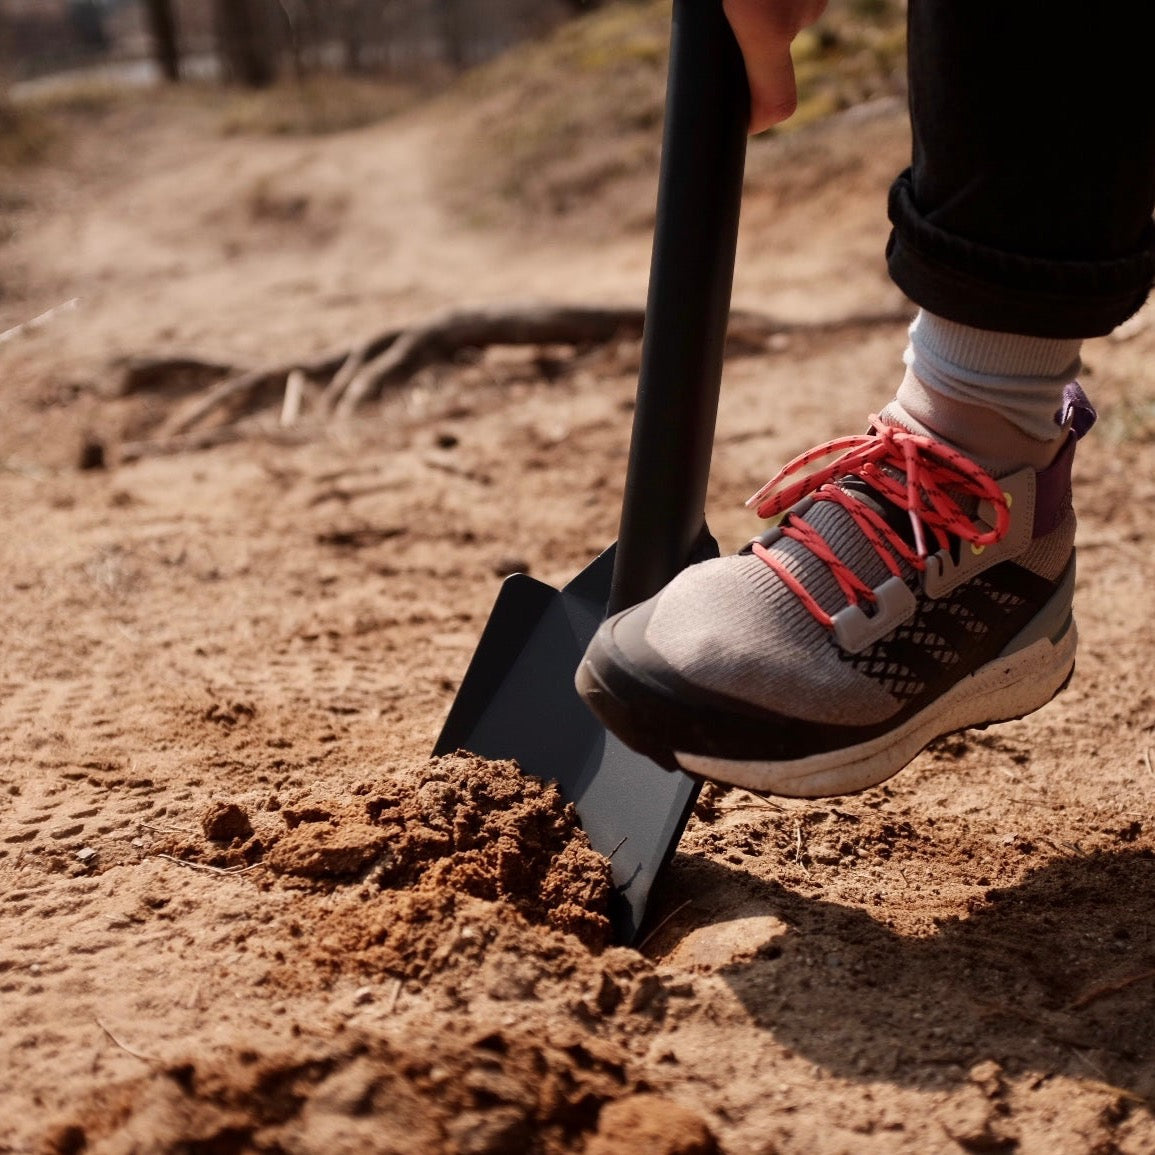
[2,63,1154,1155]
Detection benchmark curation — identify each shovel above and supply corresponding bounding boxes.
[434,0,749,944]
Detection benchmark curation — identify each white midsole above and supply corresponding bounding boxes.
[675,621,1077,798]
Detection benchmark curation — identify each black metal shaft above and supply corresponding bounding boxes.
[607,0,749,616]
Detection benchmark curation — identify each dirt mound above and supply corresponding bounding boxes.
[41,754,702,1154]
[45,1027,710,1155]
[162,753,615,960]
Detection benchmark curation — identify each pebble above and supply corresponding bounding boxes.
[810,843,841,865]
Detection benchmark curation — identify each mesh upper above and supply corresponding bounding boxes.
[642,477,1076,727]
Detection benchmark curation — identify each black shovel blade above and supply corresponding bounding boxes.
[432,546,701,944]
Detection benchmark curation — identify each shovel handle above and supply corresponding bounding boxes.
[607,0,750,616]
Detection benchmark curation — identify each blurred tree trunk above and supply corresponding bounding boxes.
[437,0,466,71]
[294,0,326,75]
[334,0,367,74]
[70,1,109,50]
[213,0,278,88]
[143,0,181,82]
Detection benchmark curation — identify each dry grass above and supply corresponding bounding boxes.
[442,0,670,225]
[214,73,419,138]
[441,0,906,228]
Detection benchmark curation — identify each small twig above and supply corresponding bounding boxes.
[1069,969,1155,1010]
[731,789,784,812]
[332,305,647,418]
[388,977,403,1013]
[1062,1051,1151,1107]
[636,899,694,953]
[139,821,196,836]
[0,297,81,345]
[319,347,366,412]
[161,367,286,437]
[607,836,628,860]
[1144,747,1153,777]
[96,1017,157,1063]
[153,853,261,876]
[280,368,306,427]
[793,820,810,873]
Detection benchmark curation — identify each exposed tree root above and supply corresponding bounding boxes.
[113,301,911,457]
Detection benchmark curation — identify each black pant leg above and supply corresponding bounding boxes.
[886,0,1155,337]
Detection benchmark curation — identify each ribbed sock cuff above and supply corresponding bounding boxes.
[903,311,1082,441]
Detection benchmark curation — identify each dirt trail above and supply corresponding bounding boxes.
[1,70,1154,1155]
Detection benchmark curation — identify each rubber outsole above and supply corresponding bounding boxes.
[674,621,1076,796]
[577,618,1077,799]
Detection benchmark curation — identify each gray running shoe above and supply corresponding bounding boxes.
[576,384,1096,797]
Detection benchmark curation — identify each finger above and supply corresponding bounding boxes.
[747,43,799,132]
[723,0,828,133]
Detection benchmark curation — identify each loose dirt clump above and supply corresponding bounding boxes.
[201,800,255,845]
[275,754,613,950]
[44,1024,643,1155]
[587,1093,721,1155]
[41,755,675,1154]
[163,753,615,960]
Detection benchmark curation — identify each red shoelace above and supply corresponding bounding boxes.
[746,418,1012,629]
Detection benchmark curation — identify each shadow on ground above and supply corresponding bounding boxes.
[655,848,1155,1101]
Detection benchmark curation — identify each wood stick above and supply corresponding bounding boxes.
[281,368,306,427]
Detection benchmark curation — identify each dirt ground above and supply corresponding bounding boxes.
[2,43,1155,1155]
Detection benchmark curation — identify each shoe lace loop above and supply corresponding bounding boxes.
[746,418,1011,628]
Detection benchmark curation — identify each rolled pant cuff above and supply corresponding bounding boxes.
[886,171,1155,339]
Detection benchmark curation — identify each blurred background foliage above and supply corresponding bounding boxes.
[0,0,906,182]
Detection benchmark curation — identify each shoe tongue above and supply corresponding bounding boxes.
[791,402,978,592]
[872,398,989,528]
[761,403,1006,618]
[779,489,913,617]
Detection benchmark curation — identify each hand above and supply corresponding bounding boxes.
[723,0,829,133]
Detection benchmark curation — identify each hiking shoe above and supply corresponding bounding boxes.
[577,383,1096,798]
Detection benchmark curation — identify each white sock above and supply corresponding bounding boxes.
[899,310,1083,469]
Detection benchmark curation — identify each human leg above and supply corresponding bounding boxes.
[889,0,1155,340]
[575,3,1155,796]
[889,0,1155,468]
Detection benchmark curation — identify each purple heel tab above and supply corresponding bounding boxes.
[1034,382,1094,538]
[1059,380,1097,440]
